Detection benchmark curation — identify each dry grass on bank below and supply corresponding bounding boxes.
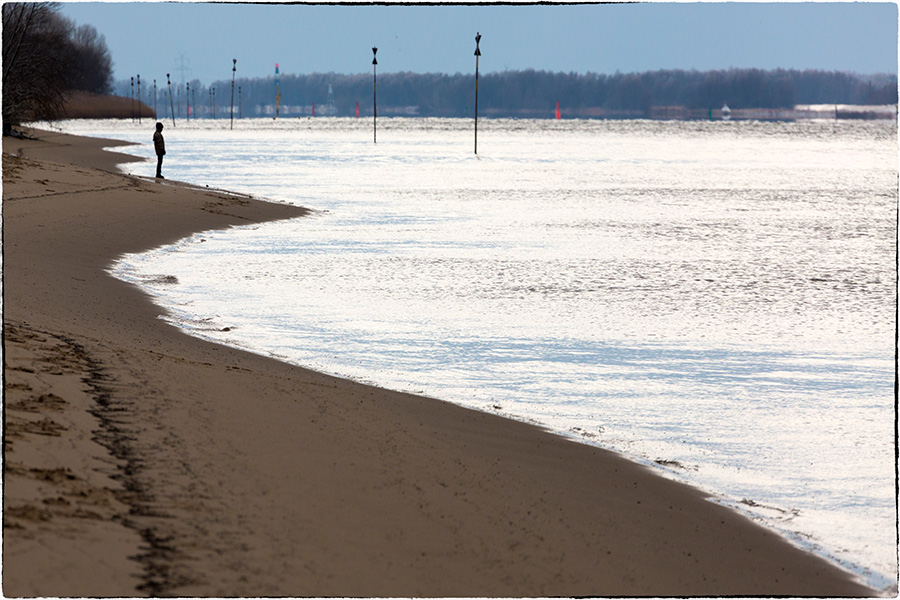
[62,91,155,120]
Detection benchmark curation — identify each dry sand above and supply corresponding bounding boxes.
[2,128,877,597]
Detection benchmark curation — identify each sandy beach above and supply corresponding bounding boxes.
[2,128,877,597]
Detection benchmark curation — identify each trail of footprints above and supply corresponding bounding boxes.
[4,323,130,530]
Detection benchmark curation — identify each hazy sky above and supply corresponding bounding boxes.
[59,2,898,85]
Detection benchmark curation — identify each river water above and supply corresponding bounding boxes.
[57,117,897,590]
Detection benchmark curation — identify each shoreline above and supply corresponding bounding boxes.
[2,128,880,596]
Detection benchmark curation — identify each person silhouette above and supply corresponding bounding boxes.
[153,122,166,178]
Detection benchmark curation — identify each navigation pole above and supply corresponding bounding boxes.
[474,32,481,155]
[372,47,378,143]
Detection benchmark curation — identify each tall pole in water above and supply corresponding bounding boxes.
[239,86,242,119]
[153,80,157,117]
[136,75,141,123]
[230,58,237,129]
[130,77,134,122]
[166,73,176,128]
[274,63,281,119]
[474,32,481,155]
[372,47,377,143]
[186,82,191,120]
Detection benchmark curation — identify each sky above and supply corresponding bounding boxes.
[58,2,898,86]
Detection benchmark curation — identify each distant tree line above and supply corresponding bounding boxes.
[3,2,113,134]
[150,67,896,119]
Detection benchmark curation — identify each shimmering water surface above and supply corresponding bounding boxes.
[58,117,897,590]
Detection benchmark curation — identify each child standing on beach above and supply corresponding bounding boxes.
[153,122,165,179]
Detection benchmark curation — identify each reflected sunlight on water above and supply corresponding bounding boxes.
[58,117,897,590]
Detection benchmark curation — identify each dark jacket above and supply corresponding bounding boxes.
[153,131,165,156]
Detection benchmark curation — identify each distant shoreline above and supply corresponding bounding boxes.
[64,90,896,122]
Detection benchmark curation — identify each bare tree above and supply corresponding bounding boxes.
[69,22,113,94]
[2,2,113,134]
[3,3,69,133]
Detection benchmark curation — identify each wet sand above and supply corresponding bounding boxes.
[2,128,877,596]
